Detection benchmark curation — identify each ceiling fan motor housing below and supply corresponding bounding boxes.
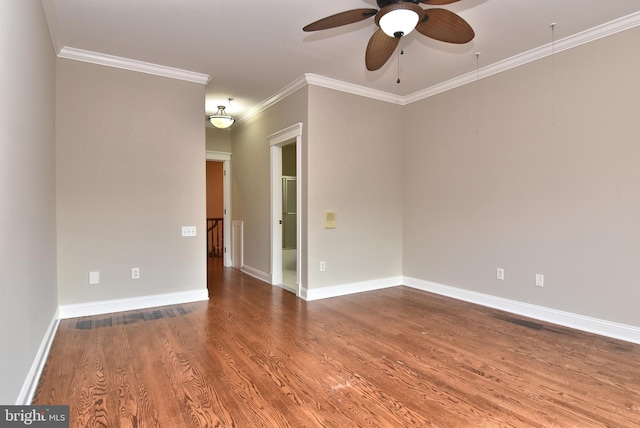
[375,2,425,38]
[377,0,422,7]
[304,0,474,71]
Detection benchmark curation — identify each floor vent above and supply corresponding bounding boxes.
[73,306,190,330]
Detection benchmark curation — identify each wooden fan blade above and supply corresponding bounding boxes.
[303,8,377,32]
[420,0,460,5]
[416,8,475,44]
[365,29,399,71]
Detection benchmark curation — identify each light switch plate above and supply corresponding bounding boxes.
[182,226,197,237]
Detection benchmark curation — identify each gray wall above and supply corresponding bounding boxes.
[56,60,207,305]
[206,126,232,153]
[3,2,639,403]
[403,26,640,327]
[230,85,404,292]
[306,86,404,288]
[231,87,309,280]
[0,0,58,404]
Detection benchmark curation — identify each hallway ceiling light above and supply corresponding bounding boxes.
[209,105,235,129]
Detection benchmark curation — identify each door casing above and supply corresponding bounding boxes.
[269,123,303,296]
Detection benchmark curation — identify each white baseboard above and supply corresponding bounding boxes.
[403,277,640,345]
[58,289,209,319]
[19,276,640,407]
[239,264,296,293]
[17,308,60,405]
[241,265,271,284]
[302,276,402,301]
[275,283,297,294]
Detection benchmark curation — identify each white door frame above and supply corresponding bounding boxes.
[205,151,232,267]
[269,123,303,296]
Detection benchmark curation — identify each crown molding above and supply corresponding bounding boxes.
[304,74,405,105]
[405,10,640,103]
[560,10,640,52]
[47,6,639,119]
[42,1,210,84]
[243,10,640,112]
[235,73,405,126]
[57,47,211,85]
[234,75,309,126]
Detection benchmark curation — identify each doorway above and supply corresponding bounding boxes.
[206,161,224,271]
[269,123,303,296]
[205,151,232,268]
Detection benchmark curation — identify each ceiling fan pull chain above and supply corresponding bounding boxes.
[396,48,404,84]
[475,52,480,133]
[304,3,474,71]
[550,23,557,125]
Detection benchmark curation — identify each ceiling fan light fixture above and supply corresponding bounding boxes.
[209,105,235,129]
[377,3,423,38]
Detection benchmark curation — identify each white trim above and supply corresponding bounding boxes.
[298,275,640,343]
[302,277,402,302]
[232,220,244,270]
[403,277,640,345]
[294,130,303,296]
[205,151,231,161]
[240,265,271,284]
[269,144,284,286]
[558,11,640,53]
[45,9,640,113]
[304,73,405,105]
[236,77,309,126]
[276,283,297,295]
[406,11,640,103]
[58,289,209,319]
[237,74,405,126]
[249,11,640,110]
[268,123,304,146]
[16,308,60,405]
[268,123,304,297]
[57,47,211,84]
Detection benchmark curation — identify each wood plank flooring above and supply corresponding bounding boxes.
[34,262,640,427]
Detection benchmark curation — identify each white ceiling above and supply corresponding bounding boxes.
[46,0,640,122]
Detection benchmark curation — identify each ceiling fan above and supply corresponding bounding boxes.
[303,0,475,71]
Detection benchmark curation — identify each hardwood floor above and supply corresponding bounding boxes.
[34,261,640,427]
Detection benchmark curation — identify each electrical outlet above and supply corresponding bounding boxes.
[89,271,100,285]
[320,261,326,272]
[535,274,544,287]
[496,268,504,280]
[132,267,140,279]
